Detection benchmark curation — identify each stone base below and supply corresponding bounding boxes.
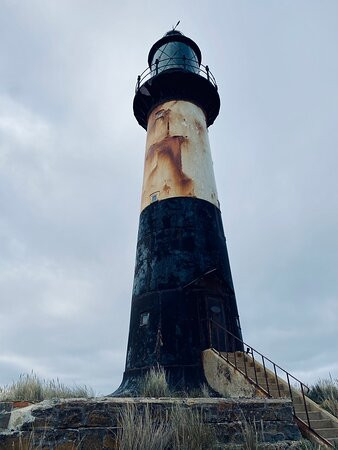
[0,397,303,449]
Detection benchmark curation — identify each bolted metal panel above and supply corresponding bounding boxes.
[141,100,219,211]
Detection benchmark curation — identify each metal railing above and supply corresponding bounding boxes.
[135,57,218,93]
[205,318,333,448]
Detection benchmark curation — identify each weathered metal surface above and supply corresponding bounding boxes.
[133,69,221,129]
[115,197,242,395]
[117,31,242,397]
[141,100,219,211]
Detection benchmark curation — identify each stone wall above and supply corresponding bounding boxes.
[0,397,302,449]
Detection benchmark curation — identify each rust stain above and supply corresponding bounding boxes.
[194,119,204,135]
[163,183,171,194]
[154,108,169,120]
[146,135,194,197]
[141,100,219,210]
[13,401,32,409]
[148,107,171,135]
[148,102,181,137]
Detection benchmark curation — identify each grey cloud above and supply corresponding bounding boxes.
[0,0,337,393]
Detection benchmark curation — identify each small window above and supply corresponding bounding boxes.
[150,192,159,203]
[140,312,150,327]
[210,306,221,314]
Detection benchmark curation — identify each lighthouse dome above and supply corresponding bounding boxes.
[134,29,219,129]
[148,30,201,75]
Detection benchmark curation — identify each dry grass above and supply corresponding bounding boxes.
[170,405,217,450]
[138,364,255,399]
[117,403,172,450]
[183,383,212,398]
[139,366,171,397]
[240,417,264,450]
[18,431,35,450]
[307,376,338,418]
[0,372,94,402]
[196,382,211,398]
[201,382,211,397]
[18,433,80,450]
[297,439,333,449]
[117,403,218,450]
[15,404,218,450]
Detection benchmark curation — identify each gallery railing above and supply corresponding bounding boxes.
[135,57,218,92]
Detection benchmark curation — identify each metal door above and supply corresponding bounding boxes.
[205,296,227,351]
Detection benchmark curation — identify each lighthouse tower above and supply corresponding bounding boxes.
[116,30,243,395]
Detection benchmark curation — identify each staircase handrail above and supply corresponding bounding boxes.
[206,318,309,390]
[205,319,336,447]
[206,318,326,441]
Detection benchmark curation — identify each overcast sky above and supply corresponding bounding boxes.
[0,0,337,395]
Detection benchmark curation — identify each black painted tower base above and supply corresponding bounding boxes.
[114,197,243,396]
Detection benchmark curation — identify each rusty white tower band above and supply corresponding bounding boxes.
[115,30,243,395]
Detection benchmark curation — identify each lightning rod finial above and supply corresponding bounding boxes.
[173,20,180,31]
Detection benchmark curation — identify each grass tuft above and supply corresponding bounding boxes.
[183,383,212,398]
[297,439,327,449]
[117,402,218,450]
[307,376,338,418]
[170,404,216,450]
[139,366,171,397]
[117,403,172,450]
[240,417,264,450]
[0,372,94,402]
[201,383,211,398]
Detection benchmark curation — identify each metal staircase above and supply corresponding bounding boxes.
[206,319,338,448]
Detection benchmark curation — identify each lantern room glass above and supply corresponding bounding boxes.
[151,41,200,75]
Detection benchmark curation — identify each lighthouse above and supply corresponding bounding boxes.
[116,29,243,395]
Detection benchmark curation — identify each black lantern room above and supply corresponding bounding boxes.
[134,30,220,129]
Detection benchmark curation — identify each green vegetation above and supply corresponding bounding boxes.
[170,404,218,450]
[240,417,264,450]
[2,369,337,449]
[139,366,171,397]
[117,402,280,450]
[117,403,172,450]
[187,382,212,398]
[117,402,218,450]
[117,366,261,449]
[298,439,338,449]
[138,364,255,399]
[308,376,338,418]
[0,372,94,402]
